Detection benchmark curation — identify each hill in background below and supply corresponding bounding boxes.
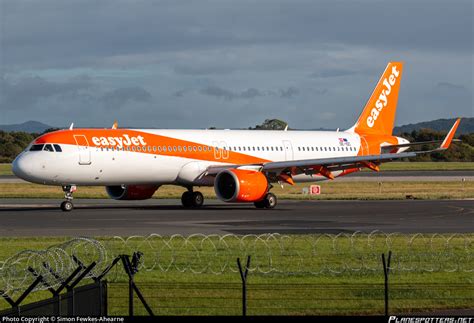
[394,118,473,135]
[0,121,53,133]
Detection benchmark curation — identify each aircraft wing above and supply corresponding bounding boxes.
[204,118,461,178]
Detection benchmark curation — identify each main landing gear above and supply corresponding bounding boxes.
[60,185,76,212]
[181,188,204,208]
[254,192,277,209]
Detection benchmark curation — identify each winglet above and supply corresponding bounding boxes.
[440,118,461,149]
[112,120,118,129]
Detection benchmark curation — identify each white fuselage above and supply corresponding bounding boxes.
[13,129,369,186]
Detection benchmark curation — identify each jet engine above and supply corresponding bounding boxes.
[106,185,159,200]
[214,169,268,202]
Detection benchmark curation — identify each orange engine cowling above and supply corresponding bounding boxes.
[214,169,268,203]
[106,185,159,200]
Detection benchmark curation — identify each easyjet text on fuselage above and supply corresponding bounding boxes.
[92,134,147,148]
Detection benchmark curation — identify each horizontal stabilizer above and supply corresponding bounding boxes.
[381,139,461,152]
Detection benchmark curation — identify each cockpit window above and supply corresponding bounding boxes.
[53,144,62,152]
[30,144,44,151]
[44,144,54,152]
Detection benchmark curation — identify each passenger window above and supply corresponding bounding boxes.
[257,147,260,151]
[199,146,202,151]
[193,146,197,151]
[183,146,186,152]
[53,144,62,152]
[44,144,54,152]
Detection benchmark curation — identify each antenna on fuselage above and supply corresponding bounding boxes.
[284,125,288,131]
[69,123,74,130]
[112,120,118,129]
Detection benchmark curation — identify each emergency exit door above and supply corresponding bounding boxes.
[74,135,91,165]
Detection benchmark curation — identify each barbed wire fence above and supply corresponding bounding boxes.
[0,231,472,298]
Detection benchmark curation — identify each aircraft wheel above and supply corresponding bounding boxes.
[181,191,193,208]
[254,200,265,208]
[263,193,277,209]
[191,191,204,208]
[60,201,74,212]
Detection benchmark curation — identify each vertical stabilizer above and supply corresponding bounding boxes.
[348,62,403,135]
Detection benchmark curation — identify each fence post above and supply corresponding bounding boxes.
[382,251,392,316]
[237,255,251,316]
[120,253,154,316]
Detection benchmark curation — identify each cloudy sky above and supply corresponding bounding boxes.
[0,0,472,129]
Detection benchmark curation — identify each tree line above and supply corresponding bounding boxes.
[0,127,472,163]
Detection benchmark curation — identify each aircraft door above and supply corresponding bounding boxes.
[212,141,229,160]
[73,135,92,165]
[283,140,294,160]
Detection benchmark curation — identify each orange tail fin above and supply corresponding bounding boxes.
[348,62,403,136]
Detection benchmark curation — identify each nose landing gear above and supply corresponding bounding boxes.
[60,185,76,212]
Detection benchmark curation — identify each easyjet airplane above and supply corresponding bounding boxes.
[12,62,461,211]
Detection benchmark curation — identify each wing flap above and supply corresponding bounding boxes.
[262,152,416,173]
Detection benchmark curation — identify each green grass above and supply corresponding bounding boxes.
[0,235,472,315]
[1,181,473,200]
[371,162,474,171]
[0,164,12,175]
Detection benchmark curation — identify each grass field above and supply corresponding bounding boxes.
[0,235,472,315]
[0,164,12,175]
[1,162,473,176]
[0,181,472,200]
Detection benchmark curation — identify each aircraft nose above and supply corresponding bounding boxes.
[12,153,32,180]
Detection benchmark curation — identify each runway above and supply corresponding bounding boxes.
[0,199,472,236]
[1,170,472,183]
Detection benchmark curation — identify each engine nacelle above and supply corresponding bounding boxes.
[214,169,268,203]
[106,185,159,200]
